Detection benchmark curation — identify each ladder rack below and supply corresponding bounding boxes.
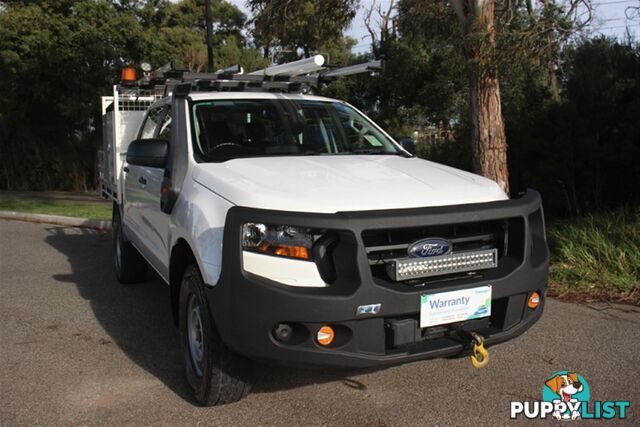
[125,57,383,96]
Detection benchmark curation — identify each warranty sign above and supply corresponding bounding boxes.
[420,285,492,328]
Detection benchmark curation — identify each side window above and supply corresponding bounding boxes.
[157,107,172,141]
[140,106,164,139]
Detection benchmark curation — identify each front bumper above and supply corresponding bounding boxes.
[205,190,549,368]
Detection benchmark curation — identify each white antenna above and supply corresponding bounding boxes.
[249,55,325,77]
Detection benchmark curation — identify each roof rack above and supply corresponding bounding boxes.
[123,56,383,96]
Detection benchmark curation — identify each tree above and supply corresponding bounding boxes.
[508,37,640,215]
[0,0,147,190]
[0,0,266,190]
[364,0,398,52]
[422,0,591,194]
[248,0,359,58]
[449,0,509,193]
[342,1,469,144]
[139,0,267,72]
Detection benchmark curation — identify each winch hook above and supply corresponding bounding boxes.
[469,331,489,369]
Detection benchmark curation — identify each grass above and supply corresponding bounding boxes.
[0,197,112,221]
[548,208,640,305]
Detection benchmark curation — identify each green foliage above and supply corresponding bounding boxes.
[0,0,142,190]
[248,0,358,57]
[549,208,640,303]
[0,0,266,191]
[139,0,267,71]
[508,37,640,215]
[358,0,580,135]
[326,1,467,136]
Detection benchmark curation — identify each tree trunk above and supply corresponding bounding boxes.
[470,74,509,193]
[452,0,510,195]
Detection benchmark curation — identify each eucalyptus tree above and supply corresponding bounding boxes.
[247,0,359,58]
[448,0,593,194]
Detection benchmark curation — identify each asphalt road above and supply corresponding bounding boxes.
[1,219,638,425]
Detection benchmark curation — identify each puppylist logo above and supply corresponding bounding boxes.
[510,371,630,420]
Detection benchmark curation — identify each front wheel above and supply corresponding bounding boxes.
[112,207,147,284]
[179,264,251,406]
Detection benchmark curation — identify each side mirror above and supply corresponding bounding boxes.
[398,138,416,155]
[126,138,169,168]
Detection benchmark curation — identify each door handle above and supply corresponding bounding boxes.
[123,166,130,173]
[138,176,147,185]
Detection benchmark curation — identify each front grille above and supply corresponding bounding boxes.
[363,219,514,283]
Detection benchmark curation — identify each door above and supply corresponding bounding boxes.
[123,104,170,277]
[124,105,164,246]
[136,106,172,278]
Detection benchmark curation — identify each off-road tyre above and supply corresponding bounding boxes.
[179,264,252,406]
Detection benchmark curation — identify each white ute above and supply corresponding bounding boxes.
[100,58,549,405]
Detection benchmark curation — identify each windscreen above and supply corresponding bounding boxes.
[191,99,403,162]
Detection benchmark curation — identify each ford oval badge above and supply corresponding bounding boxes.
[408,238,452,258]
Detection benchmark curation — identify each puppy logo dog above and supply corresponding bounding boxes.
[545,372,584,420]
[512,371,628,420]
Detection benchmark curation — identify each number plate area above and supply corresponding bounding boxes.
[420,286,492,328]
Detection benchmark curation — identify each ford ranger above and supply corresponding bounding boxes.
[99,58,549,406]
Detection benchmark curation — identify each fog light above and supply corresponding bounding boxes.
[316,326,334,346]
[528,292,541,309]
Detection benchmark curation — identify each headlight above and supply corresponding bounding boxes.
[242,223,321,261]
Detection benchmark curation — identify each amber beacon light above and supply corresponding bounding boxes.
[121,67,137,83]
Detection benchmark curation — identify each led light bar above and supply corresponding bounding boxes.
[386,249,498,281]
